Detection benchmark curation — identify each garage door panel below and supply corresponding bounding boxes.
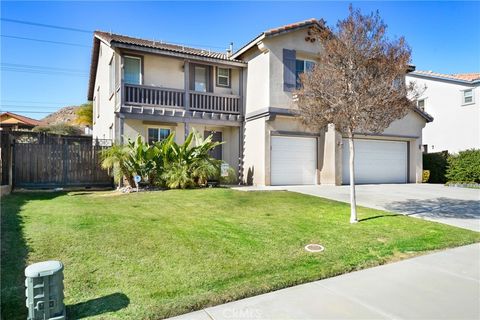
[343,139,407,184]
[271,136,316,185]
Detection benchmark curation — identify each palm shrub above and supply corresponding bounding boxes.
[160,130,222,189]
[100,144,136,186]
[100,130,222,189]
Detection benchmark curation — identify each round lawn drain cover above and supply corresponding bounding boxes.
[305,244,325,253]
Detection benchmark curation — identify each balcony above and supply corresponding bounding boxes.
[123,83,241,115]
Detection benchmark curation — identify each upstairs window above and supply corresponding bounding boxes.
[124,56,141,85]
[462,89,474,105]
[417,99,425,110]
[216,67,230,87]
[194,66,208,92]
[295,59,315,88]
[148,128,171,144]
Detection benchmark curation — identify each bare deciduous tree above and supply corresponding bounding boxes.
[296,6,422,223]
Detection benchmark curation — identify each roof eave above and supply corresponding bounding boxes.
[112,42,246,67]
[413,107,434,123]
[408,72,480,85]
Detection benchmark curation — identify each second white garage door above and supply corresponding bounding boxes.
[342,139,408,184]
[271,136,317,185]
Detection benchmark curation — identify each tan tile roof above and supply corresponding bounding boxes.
[264,18,325,36]
[413,70,480,82]
[0,112,42,126]
[94,31,243,63]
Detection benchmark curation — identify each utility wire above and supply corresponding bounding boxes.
[1,18,92,33]
[1,34,91,48]
[0,104,67,109]
[1,99,79,104]
[1,63,86,73]
[1,68,89,77]
[0,110,52,114]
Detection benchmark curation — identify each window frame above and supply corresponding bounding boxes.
[461,89,474,106]
[123,55,143,85]
[216,67,231,88]
[295,58,316,89]
[147,127,171,145]
[417,98,426,110]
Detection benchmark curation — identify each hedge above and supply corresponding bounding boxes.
[423,151,448,183]
[445,149,480,183]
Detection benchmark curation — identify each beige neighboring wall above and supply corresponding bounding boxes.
[93,41,118,140]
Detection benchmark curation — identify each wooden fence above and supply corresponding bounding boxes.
[1,131,113,189]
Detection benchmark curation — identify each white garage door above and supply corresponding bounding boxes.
[271,136,317,185]
[342,139,407,184]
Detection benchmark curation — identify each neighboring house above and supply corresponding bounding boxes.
[0,112,42,131]
[88,19,432,186]
[406,71,479,154]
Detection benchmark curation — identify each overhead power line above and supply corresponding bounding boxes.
[1,68,89,77]
[0,110,53,114]
[1,63,86,73]
[0,104,66,109]
[1,99,79,105]
[1,18,92,33]
[1,34,91,48]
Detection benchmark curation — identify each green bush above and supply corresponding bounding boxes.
[423,151,448,183]
[101,129,223,189]
[219,164,238,185]
[445,149,480,183]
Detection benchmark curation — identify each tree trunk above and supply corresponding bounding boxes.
[348,136,358,223]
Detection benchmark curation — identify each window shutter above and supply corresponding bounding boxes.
[283,48,296,92]
[207,66,213,92]
[189,65,195,91]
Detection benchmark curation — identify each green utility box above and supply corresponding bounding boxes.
[25,261,65,320]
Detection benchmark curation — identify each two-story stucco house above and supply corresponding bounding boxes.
[88,19,432,186]
[406,71,479,154]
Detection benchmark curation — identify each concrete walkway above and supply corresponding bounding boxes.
[170,244,480,320]
[235,184,480,232]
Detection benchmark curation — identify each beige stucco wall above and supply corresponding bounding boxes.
[133,53,241,96]
[93,41,117,140]
[406,75,479,153]
[243,48,270,114]
[142,54,185,89]
[123,119,239,172]
[264,29,321,109]
[243,117,266,185]
[343,111,427,184]
[244,110,426,186]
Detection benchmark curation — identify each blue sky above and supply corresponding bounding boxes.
[1,1,479,119]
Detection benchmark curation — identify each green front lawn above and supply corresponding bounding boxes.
[2,189,479,319]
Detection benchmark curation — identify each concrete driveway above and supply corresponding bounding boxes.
[236,184,480,232]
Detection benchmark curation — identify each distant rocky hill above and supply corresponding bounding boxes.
[41,106,85,129]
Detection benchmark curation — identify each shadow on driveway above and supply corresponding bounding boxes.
[385,197,480,220]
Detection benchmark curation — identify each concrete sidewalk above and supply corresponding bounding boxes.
[170,244,480,320]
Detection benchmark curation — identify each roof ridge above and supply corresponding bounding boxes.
[94,30,226,56]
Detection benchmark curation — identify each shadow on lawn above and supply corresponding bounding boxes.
[0,192,63,319]
[67,292,130,319]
